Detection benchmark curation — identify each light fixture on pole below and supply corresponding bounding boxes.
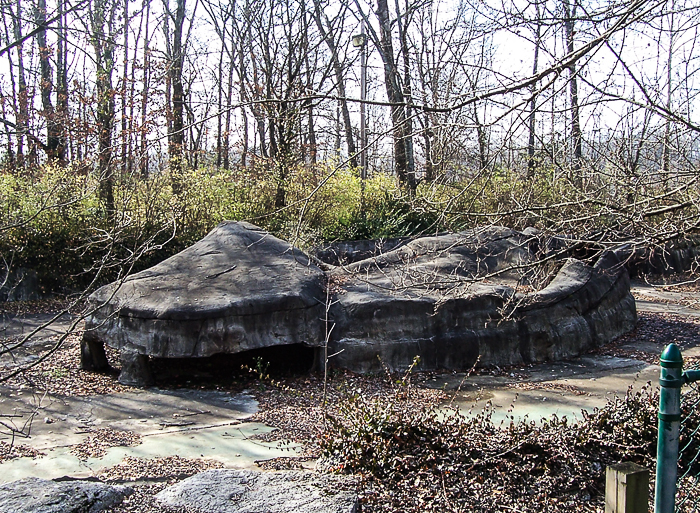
[351,33,366,48]
[352,23,367,181]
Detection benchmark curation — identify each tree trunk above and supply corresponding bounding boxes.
[90,0,117,214]
[662,1,675,184]
[224,47,234,169]
[0,91,15,168]
[376,0,414,191]
[311,2,357,167]
[139,0,150,179]
[415,30,435,183]
[474,104,488,172]
[238,31,248,167]
[127,0,143,176]
[166,0,186,194]
[527,3,541,179]
[395,0,415,184]
[308,105,317,165]
[216,42,224,168]
[120,0,129,174]
[2,7,19,168]
[564,0,582,177]
[256,112,267,158]
[13,0,29,168]
[271,101,284,209]
[56,0,68,164]
[35,0,62,162]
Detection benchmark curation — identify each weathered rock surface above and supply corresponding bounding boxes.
[326,226,637,373]
[0,477,131,513]
[617,242,700,276]
[82,221,326,385]
[82,222,636,382]
[155,469,359,513]
[312,236,410,266]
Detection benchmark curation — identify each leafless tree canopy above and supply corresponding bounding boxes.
[1,0,700,460]
[0,0,698,246]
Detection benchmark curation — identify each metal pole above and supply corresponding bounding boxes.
[360,19,367,180]
[655,343,683,513]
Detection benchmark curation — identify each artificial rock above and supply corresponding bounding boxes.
[82,222,636,384]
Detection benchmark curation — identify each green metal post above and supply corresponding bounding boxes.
[655,343,683,513]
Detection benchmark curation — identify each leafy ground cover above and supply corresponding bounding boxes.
[248,371,657,512]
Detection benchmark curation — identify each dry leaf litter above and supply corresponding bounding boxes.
[98,455,224,482]
[0,288,699,511]
[70,428,142,460]
[0,440,44,461]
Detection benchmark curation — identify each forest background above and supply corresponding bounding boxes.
[0,0,699,293]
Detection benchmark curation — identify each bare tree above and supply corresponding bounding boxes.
[563,0,583,177]
[527,0,543,179]
[163,0,187,193]
[86,0,118,213]
[312,0,357,168]
[662,0,676,183]
[34,0,63,162]
[357,0,416,191]
[139,0,152,178]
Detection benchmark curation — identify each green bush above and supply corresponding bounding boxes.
[0,157,694,294]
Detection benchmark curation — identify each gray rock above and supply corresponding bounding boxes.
[118,345,154,386]
[325,226,636,373]
[155,469,359,513]
[617,242,700,276]
[82,221,326,385]
[312,236,411,266]
[0,477,131,513]
[83,222,636,382]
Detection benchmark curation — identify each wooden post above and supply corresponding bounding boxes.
[605,462,650,513]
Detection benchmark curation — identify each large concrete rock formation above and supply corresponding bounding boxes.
[326,226,636,373]
[81,221,326,385]
[155,469,359,512]
[82,222,636,384]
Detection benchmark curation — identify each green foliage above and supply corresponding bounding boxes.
[0,157,694,294]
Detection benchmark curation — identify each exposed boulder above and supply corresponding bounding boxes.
[82,221,326,385]
[0,477,131,513]
[82,222,636,383]
[616,242,700,277]
[312,236,411,266]
[326,226,636,373]
[155,469,359,513]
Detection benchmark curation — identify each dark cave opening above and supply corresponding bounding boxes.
[148,343,318,387]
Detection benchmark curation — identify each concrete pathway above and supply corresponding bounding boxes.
[0,312,301,483]
[0,385,301,483]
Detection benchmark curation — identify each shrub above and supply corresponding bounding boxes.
[321,380,668,511]
[0,157,694,294]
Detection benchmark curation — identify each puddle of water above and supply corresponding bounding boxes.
[1,422,300,483]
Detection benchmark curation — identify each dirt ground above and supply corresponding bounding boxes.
[1,277,699,512]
